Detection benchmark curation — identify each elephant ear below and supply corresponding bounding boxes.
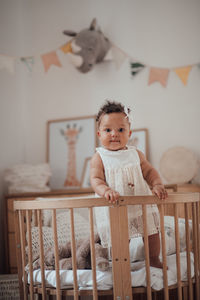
[63,30,77,37]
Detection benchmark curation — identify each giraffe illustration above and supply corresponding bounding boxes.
[60,124,82,187]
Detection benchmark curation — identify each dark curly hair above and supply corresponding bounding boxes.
[96,100,131,126]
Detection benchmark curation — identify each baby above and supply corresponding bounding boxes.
[90,100,168,268]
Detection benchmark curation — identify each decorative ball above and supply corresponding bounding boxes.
[159,147,198,184]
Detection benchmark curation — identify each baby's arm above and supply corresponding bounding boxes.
[90,152,120,203]
[137,150,168,200]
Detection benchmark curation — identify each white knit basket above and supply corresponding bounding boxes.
[0,274,20,300]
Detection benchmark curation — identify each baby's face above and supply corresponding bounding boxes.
[97,112,131,151]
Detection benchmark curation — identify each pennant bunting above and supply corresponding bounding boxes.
[148,67,169,87]
[21,57,35,72]
[41,51,62,72]
[0,38,199,87]
[111,45,127,69]
[174,66,192,86]
[60,42,73,54]
[0,55,15,74]
[130,61,145,76]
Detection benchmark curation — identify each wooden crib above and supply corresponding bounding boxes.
[14,193,200,300]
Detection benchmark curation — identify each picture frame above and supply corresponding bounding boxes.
[47,115,97,190]
[128,128,149,159]
[81,157,92,188]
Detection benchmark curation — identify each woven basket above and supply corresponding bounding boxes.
[0,274,20,300]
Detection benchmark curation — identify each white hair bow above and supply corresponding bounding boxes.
[124,105,133,127]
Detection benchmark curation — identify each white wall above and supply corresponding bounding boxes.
[0,0,200,272]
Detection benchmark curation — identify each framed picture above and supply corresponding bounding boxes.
[81,157,92,188]
[47,116,97,190]
[128,128,149,159]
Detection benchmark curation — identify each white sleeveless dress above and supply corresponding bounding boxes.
[94,146,160,247]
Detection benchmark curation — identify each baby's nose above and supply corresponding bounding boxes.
[111,130,118,136]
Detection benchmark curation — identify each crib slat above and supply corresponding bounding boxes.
[192,203,199,300]
[118,205,132,300]
[19,210,28,299]
[174,204,182,300]
[197,201,200,287]
[26,210,34,300]
[37,210,46,300]
[89,207,98,300]
[52,209,61,300]
[15,210,27,300]
[142,204,151,300]
[69,208,79,300]
[159,204,169,300]
[109,206,124,300]
[184,203,193,300]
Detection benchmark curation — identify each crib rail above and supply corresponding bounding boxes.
[14,193,200,300]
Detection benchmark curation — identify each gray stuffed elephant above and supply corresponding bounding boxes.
[63,18,111,73]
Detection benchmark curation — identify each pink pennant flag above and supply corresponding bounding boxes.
[148,67,169,87]
[41,51,62,72]
[174,66,192,85]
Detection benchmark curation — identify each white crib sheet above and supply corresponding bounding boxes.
[29,252,194,291]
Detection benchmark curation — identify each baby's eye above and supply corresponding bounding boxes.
[119,128,124,132]
[105,128,111,132]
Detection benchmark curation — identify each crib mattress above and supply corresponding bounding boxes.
[28,251,194,291]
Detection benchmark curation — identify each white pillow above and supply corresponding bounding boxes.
[164,216,192,253]
[129,216,193,262]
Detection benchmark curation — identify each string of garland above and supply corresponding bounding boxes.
[0,41,199,87]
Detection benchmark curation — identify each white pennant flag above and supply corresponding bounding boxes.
[103,48,113,61]
[111,45,127,69]
[0,55,15,74]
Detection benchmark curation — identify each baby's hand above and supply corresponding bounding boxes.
[104,189,120,204]
[152,184,168,200]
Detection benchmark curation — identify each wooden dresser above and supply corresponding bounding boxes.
[5,188,93,274]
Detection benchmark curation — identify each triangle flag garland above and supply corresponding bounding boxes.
[0,55,15,74]
[0,37,199,87]
[21,57,35,72]
[130,61,145,76]
[41,51,62,72]
[148,67,169,87]
[174,66,192,86]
